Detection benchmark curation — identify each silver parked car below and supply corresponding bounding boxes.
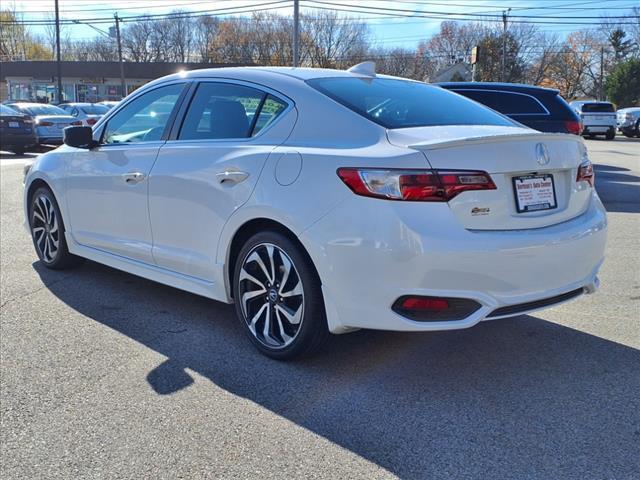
[5,103,81,146]
[58,102,110,126]
[616,107,640,138]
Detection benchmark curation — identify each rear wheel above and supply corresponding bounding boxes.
[11,147,25,155]
[635,120,640,138]
[605,128,616,140]
[233,231,329,360]
[29,187,83,270]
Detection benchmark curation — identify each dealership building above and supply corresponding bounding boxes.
[0,61,243,103]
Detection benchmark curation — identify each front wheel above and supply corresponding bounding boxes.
[233,231,329,360]
[29,187,83,270]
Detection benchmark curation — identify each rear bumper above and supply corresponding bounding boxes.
[0,134,37,149]
[37,137,63,145]
[582,125,615,134]
[302,192,607,333]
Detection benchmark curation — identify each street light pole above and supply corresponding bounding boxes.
[114,13,126,99]
[293,0,299,67]
[54,0,63,103]
[501,8,510,82]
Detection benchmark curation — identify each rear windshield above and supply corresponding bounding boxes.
[81,104,109,115]
[0,105,20,116]
[307,77,515,129]
[582,103,614,113]
[16,104,66,116]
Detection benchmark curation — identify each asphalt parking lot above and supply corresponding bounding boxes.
[1,137,639,479]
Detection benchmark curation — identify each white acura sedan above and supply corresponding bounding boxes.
[24,64,607,359]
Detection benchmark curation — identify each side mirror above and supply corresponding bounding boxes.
[63,126,96,149]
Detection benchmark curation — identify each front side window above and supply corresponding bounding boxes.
[307,77,515,129]
[103,83,184,144]
[179,83,288,140]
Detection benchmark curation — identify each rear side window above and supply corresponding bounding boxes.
[253,95,288,135]
[455,90,547,115]
[582,103,615,113]
[308,77,514,129]
[179,83,288,140]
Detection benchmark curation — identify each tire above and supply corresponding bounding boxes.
[233,231,329,360]
[605,129,616,140]
[28,187,84,270]
[11,147,25,155]
[635,120,640,138]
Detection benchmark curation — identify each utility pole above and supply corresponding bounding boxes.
[293,0,299,67]
[501,8,510,82]
[54,0,63,103]
[114,13,126,99]
[599,46,605,101]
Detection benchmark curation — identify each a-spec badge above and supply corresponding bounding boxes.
[471,207,491,216]
[536,143,550,166]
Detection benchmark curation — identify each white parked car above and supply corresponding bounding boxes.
[58,102,110,126]
[23,65,607,359]
[570,101,617,140]
[616,107,640,138]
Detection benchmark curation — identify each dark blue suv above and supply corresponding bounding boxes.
[437,82,582,135]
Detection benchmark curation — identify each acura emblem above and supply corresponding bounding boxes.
[536,143,550,166]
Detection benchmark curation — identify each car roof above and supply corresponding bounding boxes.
[161,65,415,84]
[574,100,613,105]
[8,102,60,107]
[60,102,102,106]
[437,82,560,95]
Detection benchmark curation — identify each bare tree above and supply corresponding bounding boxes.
[194,15,219,63]
[122,18,154,62]
[302,11,368,68]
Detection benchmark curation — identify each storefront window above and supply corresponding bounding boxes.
[76,84,100,103]
[9,82,31,101]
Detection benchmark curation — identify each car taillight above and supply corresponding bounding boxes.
[337,168,496,202]
[86,118,97,125]
[564,120,582,135]
[577,160,594,187]
[38,121,53,126]
[71,121,82,126]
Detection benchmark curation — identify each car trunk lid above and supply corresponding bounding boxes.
[388,125,592,230]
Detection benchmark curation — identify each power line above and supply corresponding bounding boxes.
[300,1,639,25]
[304,0,638,21]
[1,1,293,25]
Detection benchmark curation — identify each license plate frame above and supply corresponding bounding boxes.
[512,173,558,213]
[8,121,20,128]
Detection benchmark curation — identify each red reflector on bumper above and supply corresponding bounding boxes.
[401,297,449,310]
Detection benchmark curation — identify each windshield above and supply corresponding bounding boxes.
[81,104,109,115]
[18,104,67,116]
[0,105,20,116]
[307,77,515,129]
[582,103,615,113]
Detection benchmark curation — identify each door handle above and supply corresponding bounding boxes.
[216,170,249,185]
[122,172,146,184]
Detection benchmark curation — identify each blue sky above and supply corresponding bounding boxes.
[10,0,640,48]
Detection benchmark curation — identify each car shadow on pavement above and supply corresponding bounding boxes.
[34,260,640,479]
[594,163,640,213]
